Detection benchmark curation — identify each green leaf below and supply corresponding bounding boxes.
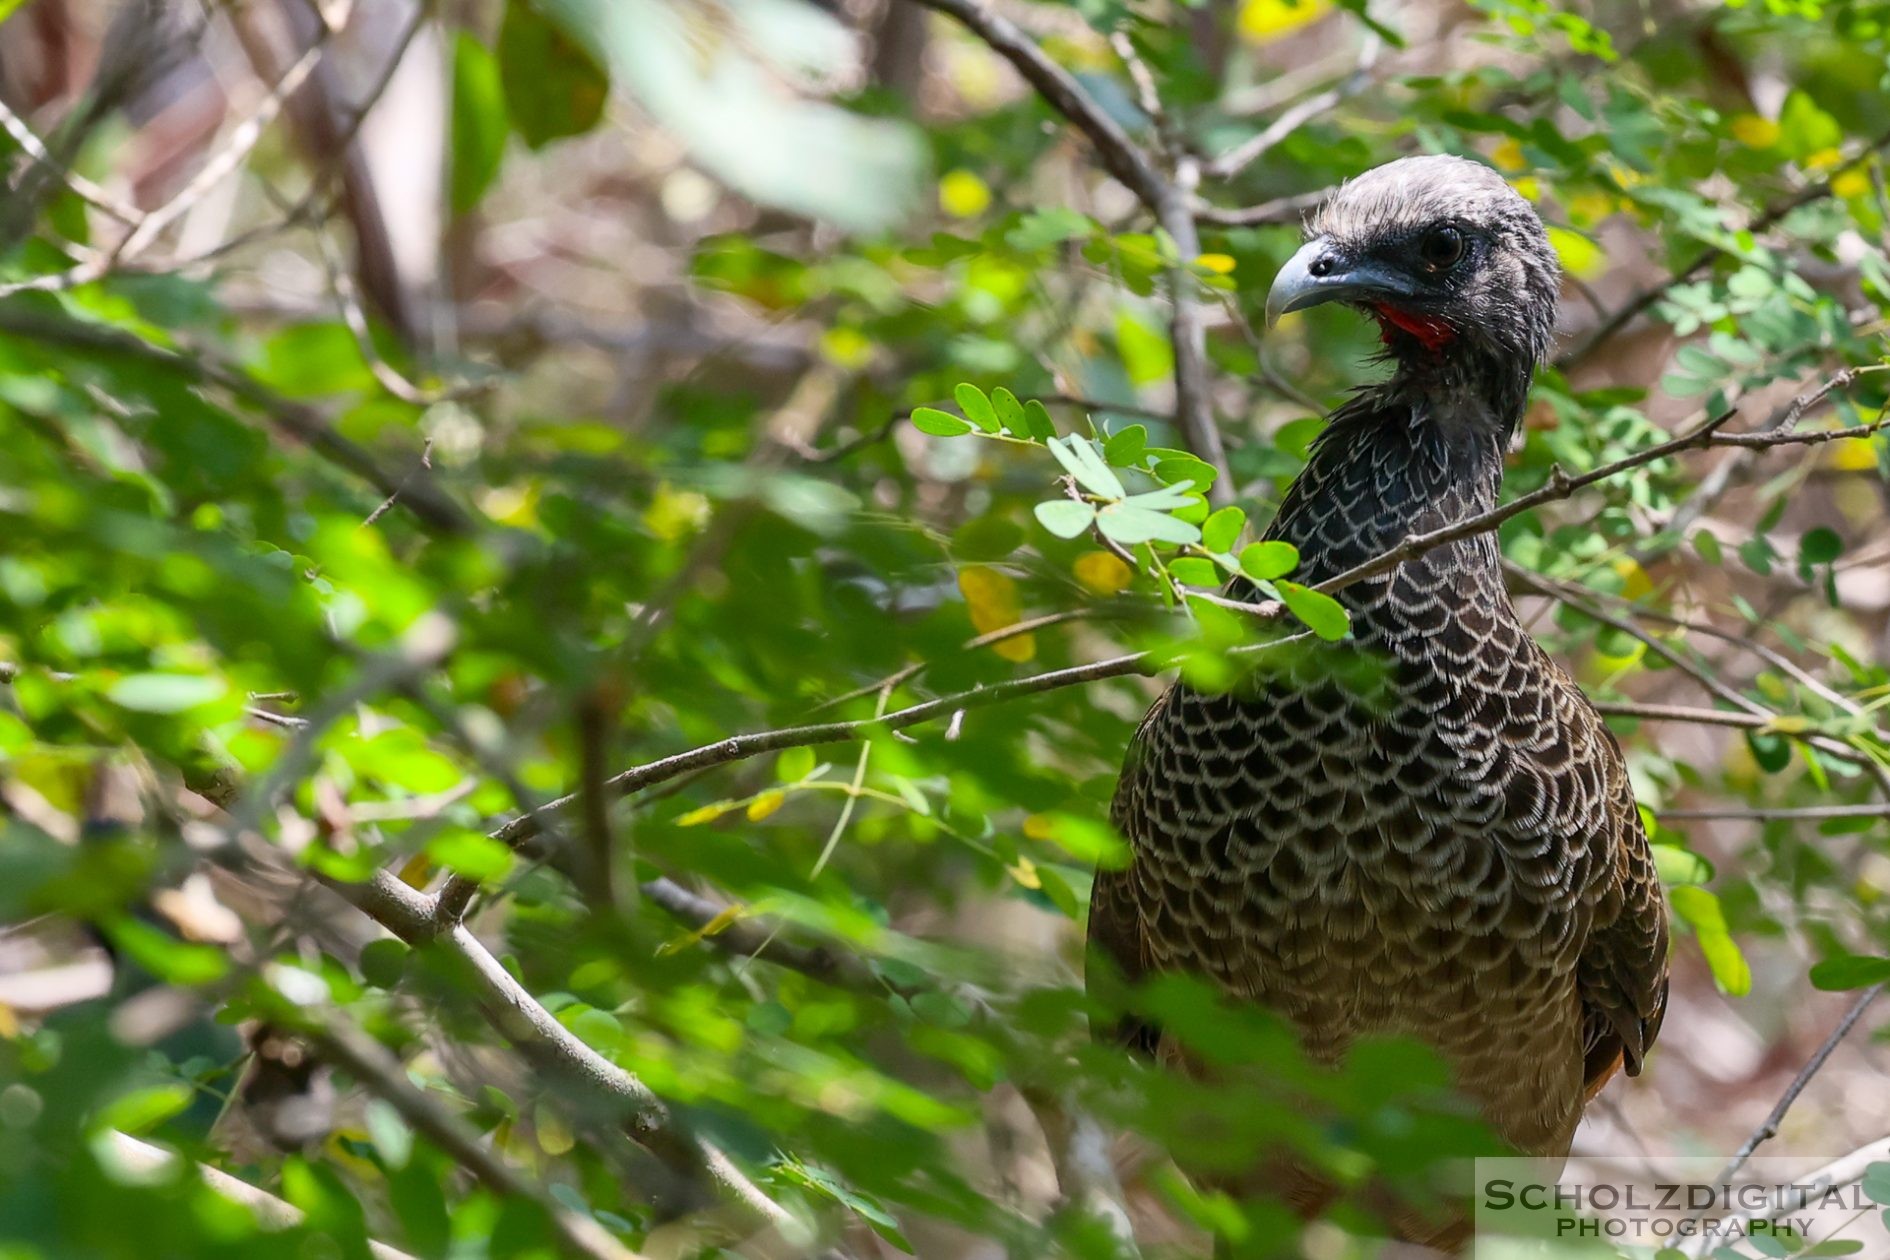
[1115,308,1173,386]
[359,939,410,989]
[1745,729,1792,774]
[498,0,609,148]
[1103,424,1148,466]
[990,387,1027,435]
[1095,504,1199,546]
[1121,483,1197,512]
[1697,930,1752,997]
[911,407,972,436]
[1169,558,1220,586]
[102,917,229,986]
[1151,455,1218,493]
[427,830,517,882]
[776,746,817,781]
[1201,506,1246,554]
[1801,526,1843,566]
[450,34,509,214]
[569,1007,624,1052]
[1670,886,1751,996]
[1861,1163,1890,1206]
[106,673,227,714]
[954,383,1000,433]
[99,1083,195,1136]
[1022,398,1057,439]
[1808,954,1890,991]
[1046,436,1126,500]
[1033,500,1096,539]
[1276,581,1349,640]
[1650,844,1712,885]
[1239,541,1299,582]
[1005,208,1093,250]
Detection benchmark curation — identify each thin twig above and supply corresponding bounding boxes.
[1656,803,1890,820]
[0,98,140,223]
[0,7,346,298]
[1319,366,1886,601]
[326,870,804,1237]
[1713,984,1885,1185]
[1157,160,1234,503]
[310,1015,650,1260]
[1203,27,1382,181]
[1193,186,1331,229]
[902,0,1166,211]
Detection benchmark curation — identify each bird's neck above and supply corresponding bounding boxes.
[1267,376,1517,587]
[1386,338,1538,437]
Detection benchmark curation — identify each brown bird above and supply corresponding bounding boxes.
[1091,156,1670,1194]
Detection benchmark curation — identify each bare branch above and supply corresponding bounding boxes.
[1322,367,1886,601]
[903,1,1230,486]
[0,98,140,224]
[1713,984,1885,1184]
[901,0,1167,211]
[104,1131,417,1260]
[1656,803,1890,820]
[1157,165,1234,503]
[1193,186,1331,229]
[488,649,1156,852]
[325,870,807,1238]
[1026,1093,1142,1256]
[0,5,346,299]
[1203,31,1382,182]
[310,1015,652,1260]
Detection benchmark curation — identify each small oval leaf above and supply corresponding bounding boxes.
[1034,500,1097,539]
[911,407,972,436]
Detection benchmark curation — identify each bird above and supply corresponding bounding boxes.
[1090,155,1670,1207]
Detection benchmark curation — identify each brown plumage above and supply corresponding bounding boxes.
[1090,157,1670,1172]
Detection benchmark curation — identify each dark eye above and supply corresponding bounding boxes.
[1419,226,1465,271]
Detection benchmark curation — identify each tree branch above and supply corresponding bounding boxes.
[324,870,807,1239]
[1713,983,1884,1185]
[901,0,1166,211]
[1202,31,1381,182]
[1192,186,1331,229]
[903,0,1232,491]
[103,1131,417,1260]
[310,1015,652,1260]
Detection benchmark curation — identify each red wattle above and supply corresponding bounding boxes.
[1372,303,1455,353]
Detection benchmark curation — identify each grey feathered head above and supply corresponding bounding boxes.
[1267,155,1561,375]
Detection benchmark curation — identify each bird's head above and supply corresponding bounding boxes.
[1267,155,1560,383]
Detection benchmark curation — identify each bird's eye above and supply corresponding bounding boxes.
[1418,226,1465,271]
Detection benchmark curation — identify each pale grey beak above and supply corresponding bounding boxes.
[1265,239,1420,326]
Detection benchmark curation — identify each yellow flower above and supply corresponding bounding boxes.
[958,566,1036,661]
[939,169,992,218]
[1730,114,1780,149]
[1073,551,1133,595]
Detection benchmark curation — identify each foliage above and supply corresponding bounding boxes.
[0,0,1888,1256]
